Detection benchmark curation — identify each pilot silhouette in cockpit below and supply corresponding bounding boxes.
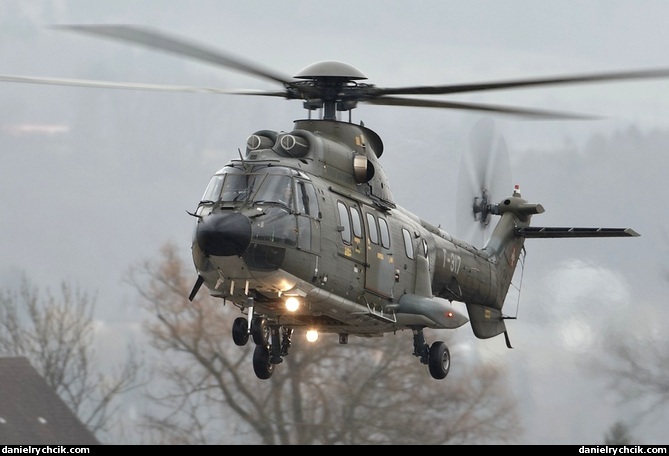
[279,184,293,209]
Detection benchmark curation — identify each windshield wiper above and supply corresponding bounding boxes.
[233,186,254,202]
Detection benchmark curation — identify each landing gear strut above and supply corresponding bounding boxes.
[250,323,292,379]
[230,297,293,380]
[412,327,451,380]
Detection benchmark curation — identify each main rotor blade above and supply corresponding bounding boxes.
[52,24,294,86]
[0,74,288,97]
[373,68,669,97]
[365,96,597,119]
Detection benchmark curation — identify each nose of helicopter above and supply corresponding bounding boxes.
[196,212,252,256]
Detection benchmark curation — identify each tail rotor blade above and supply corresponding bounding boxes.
[456,117,513,246]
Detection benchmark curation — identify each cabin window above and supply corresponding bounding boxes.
[422,239,428,258]
[351,206,363,239]
[402,228,414,259]
[337,201,352,245]
[366,212,379,245]
[378,217,390,249]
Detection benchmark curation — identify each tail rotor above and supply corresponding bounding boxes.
[456,117,513,247]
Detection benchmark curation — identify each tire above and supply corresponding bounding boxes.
[251,317,270,346]
[253,344,274,379]
[232,317,249,346]
[428,341,450,380]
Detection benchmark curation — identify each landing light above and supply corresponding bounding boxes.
[306,329,319,342]
[285,296,300,312]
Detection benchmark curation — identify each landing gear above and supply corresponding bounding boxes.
[230,302,293,380]
[412,327,451,380]
[251,322,292,379]
[428,341,450,380]
[251,317,270,345]
[252,344,274,379]
[232,317,249,346]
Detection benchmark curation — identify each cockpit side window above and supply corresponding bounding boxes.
[296,180,320,219]
[201,175,224,203]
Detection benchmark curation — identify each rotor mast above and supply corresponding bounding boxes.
[293,60,368,120]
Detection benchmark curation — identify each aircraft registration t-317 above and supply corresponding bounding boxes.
[0,25,653,380]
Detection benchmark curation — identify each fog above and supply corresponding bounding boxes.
[0,0,667,444]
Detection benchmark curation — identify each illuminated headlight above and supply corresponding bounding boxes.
[306,329,319,342]
[285,296,300,312]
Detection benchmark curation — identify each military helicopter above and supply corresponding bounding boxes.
[3,25,664,380]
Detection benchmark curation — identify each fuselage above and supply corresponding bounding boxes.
[191,119,530,339]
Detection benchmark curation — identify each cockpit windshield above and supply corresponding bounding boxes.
[253,174,293,209]
[195,165,319,252]
[199,166,296,209]
[223,169,264,202]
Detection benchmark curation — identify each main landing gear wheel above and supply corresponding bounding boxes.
[412,328,451,380]
[428,341,451,380]
[232,317,249,346]
[253,344,274,379]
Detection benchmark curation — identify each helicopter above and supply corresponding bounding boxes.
[3,25,664,381]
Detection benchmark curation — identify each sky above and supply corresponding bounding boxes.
[0,0,668,444]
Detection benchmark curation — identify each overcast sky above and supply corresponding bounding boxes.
[0,0,668,444]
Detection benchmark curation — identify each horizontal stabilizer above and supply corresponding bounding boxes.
[516,226,640,238]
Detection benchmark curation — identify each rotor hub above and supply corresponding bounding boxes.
[473,188,492,228]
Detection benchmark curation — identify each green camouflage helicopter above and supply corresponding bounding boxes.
[4,25,663,380]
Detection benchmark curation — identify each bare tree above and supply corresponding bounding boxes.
[590,233,669,442]
[0,274,142,442]
[604,421,634,445]
[597,335,669,417]
[127,242,522,445]
[595,233,669,420]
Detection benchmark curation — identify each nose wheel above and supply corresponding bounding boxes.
[251,316,270,345]
[232,317,249,346]
[252,344,274,379]
[230,297,293,379]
